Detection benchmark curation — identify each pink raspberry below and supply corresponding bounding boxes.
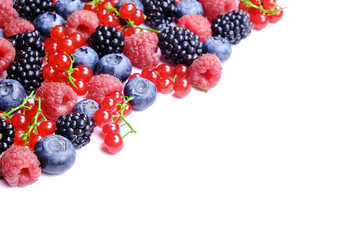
[36,82,78,121]
[199,0,238,21]
[123,31,159,69]
[188,53,222,91]
[65,10,100,41]
[87,74,123,104]
[3,18,35,38]
[0,4,19,29]
[177,14,212,42]
[3,0,13,6]
[0,38,16,72]
[0,145,41,187]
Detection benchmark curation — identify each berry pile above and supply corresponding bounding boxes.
[0,0,284,187]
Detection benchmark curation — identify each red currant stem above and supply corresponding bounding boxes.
[129,21,160,33]
[112,96,136,138]
[21,97,44,145]
[241,0,283,15]
[191,84,208,93]
[64,54,78,89]
[0,91,35,119]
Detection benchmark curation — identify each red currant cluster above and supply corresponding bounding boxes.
[0,92,56,150]
[93,91,134,154]
[132,63,193,98]
[43,25,93,96]
[84,0,146,36]
[239,0,284,30]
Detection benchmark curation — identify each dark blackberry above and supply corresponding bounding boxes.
[55,112,95,149]
[143,0,177,29]
[0,119,15,155]
[87,26,125,58]
[8,30,45,57]
[211,10,253,45]
[6,50,44,94]
[158,26,203,66]
[14,0,54,21]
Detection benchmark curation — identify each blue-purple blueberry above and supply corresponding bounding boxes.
[73,46,100,71]
[33,12,65,41]
[124,77,157,111]
[55,0,84,19]
[73,99,100,120]
[176,0,204,19]
[95,53,132,82]
[203,36,232,62]
[0,79,27,111]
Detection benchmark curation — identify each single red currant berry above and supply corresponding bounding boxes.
[42,64,58,82]
[50,25,67,41]
[141,68,159,83]
[47,52,59,66]
[13,129,25,146]
[131,9,145,25]
[10,113,28,129]
[38,120,57,136]
[29,133,43,150]
[251,13,269,30]
[68,32,86,48]
[122,27,142,36]
[54,53,72,71]
[119,3,136,20]
[25,105,46,122]
[69,79,88,96]
[93,108,112,128]
[103,132,124,154]
[84,2,98,12]
[72,65,93,82]
[263,0,276,10]
[99,14,120,27]
[239,2,250,11]
[101,122,120,137]
[116,101,132,117]
[57,70,68,82]
[101,96,117,112]
[155,76,174,94]
[44,38,58,54]
[58,38,76,55]
[174,64,190,78]
[173,77,192,98]
[155,63,174,78]
[109,91,123,102]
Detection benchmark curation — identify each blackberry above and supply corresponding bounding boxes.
[8,30,45,57]
[143,0,177,29]
[158,26,203,66]
[55,112,95,149]
[87,26,125,58]
[14,0,54,21]
[211,10,253,45]
[0,119,15,155]
[6,50,44,94]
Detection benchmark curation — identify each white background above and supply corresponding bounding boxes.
[2,0,360,239]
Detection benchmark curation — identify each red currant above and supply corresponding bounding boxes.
[42,64,58,82]
[101,96,117,112]
[58,38,76,55]
[131,9,145,25]
[99,14,120,27]
[141,68,159,83]
[69,79,88,96]
[119,3,136,20]
[101,122,120,137]
[173,77,192,98]
[84,2,98,12]
[155,76,174,94]
[155,63,174,78]
[93,108,112,127]
[50,25,67,41]
[251,13,268,30]
[14,129,25,146]
[109,91,123,102]
[68,32,86,48]
[128,73,141,81]
[103,132,124,154]
[44,38,58,54]
[263,0,276,10]
[174,64,190,78]
[38,120,57,136]
[72,65,93,82]
[267,5,283,23]
[10,113,28,129]
[54,53,72,71]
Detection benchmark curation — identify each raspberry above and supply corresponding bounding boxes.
[188,53,222,90]
[0,38,16,72]
[0,4,19,29]
[65,10,100,41]
[177,14,212,42]
[199,0,238,21]
[3,18,35,38]
[123,31,159,69]
[36,82,78,121]
[87,74,123,104]
[0,145,41,187]
[3,0,13,6]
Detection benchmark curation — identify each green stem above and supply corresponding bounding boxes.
[112,96,136,138]
[241,0,283,15]
[64,54,78,89]
[192,84,208,93]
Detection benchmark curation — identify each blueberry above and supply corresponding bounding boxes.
[203,36,232,63]
[34,134,76,175]
[0,28,4,38]
[0,79,27,111]
[176,0,204,19]
[73,46,100,72]
[95,53,132,82]
[55,0,84,19]
[73,99,100,120]
[116,0,144,12]
[123,77,157,111]
[33,12,65,41]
